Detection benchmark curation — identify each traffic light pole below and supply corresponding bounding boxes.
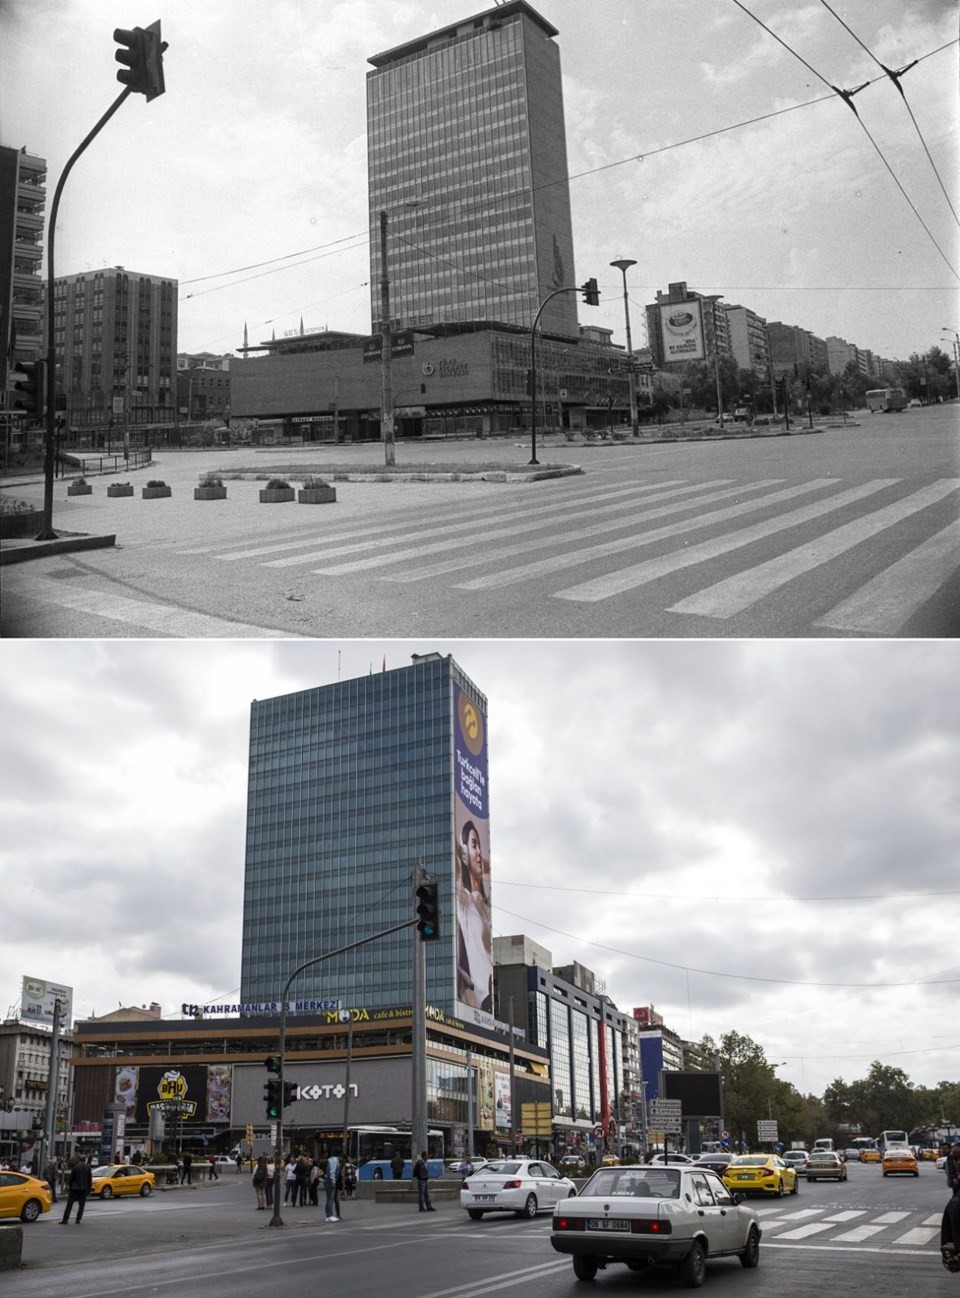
[528,283,598,467]
[269,916,418,1228]
[38,88,133,540]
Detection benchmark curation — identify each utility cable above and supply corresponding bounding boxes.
[818,0,959,229]
[731,0,959,280]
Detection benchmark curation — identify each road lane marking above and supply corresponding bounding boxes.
[770,1221,836,1239]
[872,1211,911,1222]
[831,1223,886,1241]
[816,514,960,633]
[554,480,896,602]
[10,581,301,638]
[894,1225,940,1244]
[453,479,828,591]
[668,481,960,619]
[823,1210,868,1221]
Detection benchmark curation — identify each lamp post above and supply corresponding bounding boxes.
[610,258,639,437]
[941,328,960,401]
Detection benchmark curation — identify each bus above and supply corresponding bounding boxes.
[877,1129,909,1153]
[345,1126,445,1181]
[849,1136,877,1156]
[865,387,908,413]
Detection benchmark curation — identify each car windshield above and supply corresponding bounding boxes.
[732,1157,770,1166]
[92,1166,112,1177]
[583,1168,681,1199]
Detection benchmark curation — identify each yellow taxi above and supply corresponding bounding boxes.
[723,1153,798,1197]
[0,1170,53,1222]
[882,1147,919,1177]
[90,1164,156,1198]
[860,1147,881,1163]
[920,1148,939,1161]
[600,1154,620,1166]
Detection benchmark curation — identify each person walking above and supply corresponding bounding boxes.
[59,1156,92,1223]
[413,1150,435,1212]
[235,1151,244,1174]
[324,1149,342,1221]
[43,1158,58,1204]
[180,1151,193,1185]
[941,1143,960,1272]
[343,1160,357,1199]
[252,1155,268,1210]
[390,1150,404,1180]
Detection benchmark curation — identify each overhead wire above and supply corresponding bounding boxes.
[818,0,959,229]
[731,0,959,281]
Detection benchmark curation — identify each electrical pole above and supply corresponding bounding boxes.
[379,211,396,467]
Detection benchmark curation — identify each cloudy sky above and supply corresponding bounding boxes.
[1,639,956,1101]
[4,0,958,363]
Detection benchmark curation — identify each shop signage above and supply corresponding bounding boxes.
[363,330,415,362]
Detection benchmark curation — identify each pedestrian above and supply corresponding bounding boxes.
[180,1151,193,1185]
[941,1144,960,1272]
[208,1152,219,1180]
[265,1156,275,1207]
[59,1155,92,1223]
[284,1156,297,1204]
[235,1151,244,1174]
[343,1160,357,1199]
[413,1150,435,1212]
[42,1158,58,1203]
[390,1149,404,1180]
[252,1155,268,1210]
[324,1148,342,1221]
[458,1157,475,1179]
[295,1154,310,1206]
[309,1158,321,1207]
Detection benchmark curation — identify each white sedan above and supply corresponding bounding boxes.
[647,1152,695,1165]
[461,1158,577,1219]
[551,1163,761,1286]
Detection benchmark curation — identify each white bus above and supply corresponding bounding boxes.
[877,1129,909,1153]
[865,387,908,413]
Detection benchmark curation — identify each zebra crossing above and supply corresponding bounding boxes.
[752,1202,943,1251]
[172,473,959,636]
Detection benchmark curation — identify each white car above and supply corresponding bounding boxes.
[551,1162,761,1286]
[447,1157,488,1174]
[460,1158,577,1219]
[782,1150,809,1172]
[647,1152,694,1165]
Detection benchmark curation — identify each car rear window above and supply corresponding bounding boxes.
[584,1168,681,1199]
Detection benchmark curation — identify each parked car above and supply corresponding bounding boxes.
[882,1147,919,1177]
[90,1164,156,1198]
[806,1151,847,1182]
[723,1154,798,1197]
[550,1161,762,1285]
[460,1158,577,1219]
[0,1170,52,1222]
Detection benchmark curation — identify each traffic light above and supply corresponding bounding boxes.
[265,1054,280,1073]
[264,1078,281,1120]
[580,278,600,307]
[245,1123,254,1145]
[13,359,45,421]
[114,21,166,101]
[416,881,440,941]
[282,1081,298,1108]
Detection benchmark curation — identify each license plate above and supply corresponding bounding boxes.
[736,1173,753,1180]
[586,1218,630,1232]
[475,1195,496,1202]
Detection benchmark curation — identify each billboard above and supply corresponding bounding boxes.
[660,1070,723,1117]
[659,300,705,362]
[21,976,73,1026]
[453,684,493,1018]
[113,1064,234,1125]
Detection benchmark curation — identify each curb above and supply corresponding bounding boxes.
[0,533,116,565]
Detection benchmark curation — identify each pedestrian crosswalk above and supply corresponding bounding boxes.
[754,1203,942,1250]
[172,473,960,636]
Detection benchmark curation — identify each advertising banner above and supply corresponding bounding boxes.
[453,685,493,1017]
[494,1071,512,1130]
[20,976,73,1026]
[113,1065,233,1125]
[659,300,705,362]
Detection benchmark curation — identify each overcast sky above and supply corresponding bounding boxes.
[1,639,956,1101]
[4,0,958,363]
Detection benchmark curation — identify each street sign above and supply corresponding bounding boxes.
[757,1121,778,1141]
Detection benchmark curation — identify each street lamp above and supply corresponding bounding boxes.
[610,258,639,437]
[941,328,960,400]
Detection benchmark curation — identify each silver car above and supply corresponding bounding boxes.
[460,1158,577,1219]
[551,1163,761,1286]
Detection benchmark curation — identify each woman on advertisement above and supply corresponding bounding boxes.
[457,818,493,1012]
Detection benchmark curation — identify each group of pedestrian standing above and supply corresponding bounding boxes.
[251,1151,355,1220]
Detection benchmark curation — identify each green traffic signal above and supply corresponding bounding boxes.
[415,881,440,941]
[264,1078,281,1120]
[265,1054,281,1074]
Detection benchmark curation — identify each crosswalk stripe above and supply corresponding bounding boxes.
[14,581,299,638]
[768,1221,836,1240]
[894,1226,940,1244]
[831,1224,887,1242]
[667,480,960,620]
[304,480,746,576]
[872,1211,911,1223]
[816,514,960,634]
[454,479,833,591]
[554,480,897,603]
[380,481,776,583]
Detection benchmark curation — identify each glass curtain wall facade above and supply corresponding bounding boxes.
[537,990,623,1128]
[367,1,578,339]
[240,654,487,1014]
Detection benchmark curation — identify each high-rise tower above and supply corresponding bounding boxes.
[366,1,578,339]
[240,653,493,1025]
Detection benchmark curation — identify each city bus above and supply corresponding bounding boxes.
[345,1125,445,1180]
[877,1129,909,1153]
[865,387,908,413]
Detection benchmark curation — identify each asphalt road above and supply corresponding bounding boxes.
[2,406,957,639]
[2,1160,951,1297]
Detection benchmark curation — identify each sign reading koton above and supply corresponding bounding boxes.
[659,301,705,362]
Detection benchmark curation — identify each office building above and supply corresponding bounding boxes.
[366,1,578,339]
[240,652,495,1029]
[0,146,46,445]
[724,303,770,376]
[53,266,177,435]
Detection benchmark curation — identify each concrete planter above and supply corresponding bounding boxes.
[0,509,42,539]
[67,483,93,496]
[298,486,337,504]
[142,485,172,499]
[259,488,295,503]
[194,486,228,500]
[107,484,134,497]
